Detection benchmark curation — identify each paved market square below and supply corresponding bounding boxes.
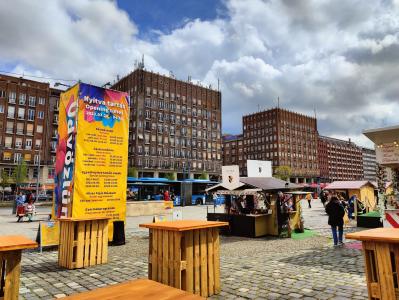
[0,200,368,299]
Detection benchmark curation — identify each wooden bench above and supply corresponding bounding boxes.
[61,278,204,299]
[346,228,399,299]
[0,235,37,300]
[140,220,228,298]
[58,217,110,269]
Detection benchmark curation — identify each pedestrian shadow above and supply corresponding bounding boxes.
[278,247,365,275]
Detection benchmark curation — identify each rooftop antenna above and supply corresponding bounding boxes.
[258,104,260,112]
[188,75,191,82]
[217,78,220,91]
[277,96,280,108]
[116,74,120,81]
[314,107,317,119]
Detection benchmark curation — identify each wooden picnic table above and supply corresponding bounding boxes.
[58,217,110,269]
[139,220,228,298]
[346,228,399,300]
[61,278,204,299]
[0,235,37,300]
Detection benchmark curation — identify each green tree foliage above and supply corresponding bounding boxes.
[13,160,27,187]
[274,165,292,181]
[199,172,209,180]
[127,167,138,178]
[164,172,177,181]
[0,170,10,200]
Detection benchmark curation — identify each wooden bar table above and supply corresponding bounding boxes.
[58,217,110,269]
[346,228,399,299]
[61,278,204,299]
[139,220,228,298]
[0,235,37,300]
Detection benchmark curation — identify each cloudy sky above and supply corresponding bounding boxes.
[1,0,399,147]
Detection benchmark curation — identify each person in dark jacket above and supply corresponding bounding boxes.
[325,196,345,246]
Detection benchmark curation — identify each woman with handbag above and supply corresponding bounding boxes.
[325,196,345,247]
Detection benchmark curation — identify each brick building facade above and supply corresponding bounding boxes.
[318,136,363,181]
[112,68,222,180]
[0,74,61,185]
[222,134,244,174]
[242,108,319,182]
[362,147,377,181]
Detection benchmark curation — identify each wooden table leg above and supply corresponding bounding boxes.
[4,250,22,300]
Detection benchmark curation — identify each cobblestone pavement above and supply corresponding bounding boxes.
[14,199,369,299]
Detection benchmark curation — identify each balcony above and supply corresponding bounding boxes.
[16,130,24,135]
[5,129,13,134]
[8,98,16,104]
[53,119,58,125]
[26,131,34,136]
[25,146,32,150]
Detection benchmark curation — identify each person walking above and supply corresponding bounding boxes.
[320,190,327,208]
[306,193,312,208]
[325,195,345,247]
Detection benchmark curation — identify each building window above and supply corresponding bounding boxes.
[28,96,36,107]
[14,153,22,163]
[36,125,43,133]
[7,106,15,118]
[0,105,4,113]
[15,138,22,149]
[26,139,32,149]
[28,109,35,121]
[26,124,34,135]
[9,91,16,103]
[3,152,11,160]
[34,154,40,165]
[19,93,26,105]
[6,121,13,133]
[4,137,12,148]
[38,97,45,105]
[16,123,24,135]
[35,139,41,149]
[18,107,25,119]
[37,111,44,119]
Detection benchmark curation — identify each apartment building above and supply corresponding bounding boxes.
[318,136,363,181]
[0,74,61,185]
[222,134,244,174]
[242,108,319,182]
[112,68,222,180]
[362,147,377,181]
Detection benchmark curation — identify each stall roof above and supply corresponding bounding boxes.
[239,177,301,191]
[363,125,399,145]
[325,181,374,190]
[205,182,245,192]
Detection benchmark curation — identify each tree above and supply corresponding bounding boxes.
[0,170,10,201]
[274,165,291,181]
[127,167,138,178]
[13,159,27,193]
[164,172,177,181]
[199,172,209,180]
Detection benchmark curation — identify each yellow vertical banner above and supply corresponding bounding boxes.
[55,83,130,240]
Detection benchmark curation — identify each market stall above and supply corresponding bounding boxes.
[364,125,399,228]
[324,181,377,226]
[206,177,301,238]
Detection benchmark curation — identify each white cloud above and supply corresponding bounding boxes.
[0,0,398,147]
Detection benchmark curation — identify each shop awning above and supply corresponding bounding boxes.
[239,177,301,191]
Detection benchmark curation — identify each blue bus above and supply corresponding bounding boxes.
[126,177,224,205]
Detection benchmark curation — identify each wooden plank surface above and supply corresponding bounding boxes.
[96,221,103,265]
[0,235,37,252]
[185,230,194,293]
[346,228,399,243]
[84,222,90,267]
[207,229,214,296]
[168,231,174,287]
[101,221,108,264]
[193,230,200,295]
[60,279,204,299]
[199,229,208,297]
[139,220,229,232]
[212,228,221,294]
[157,230,163,282]
[375,243,396,299]
[4,250,22,300]
[90,221,98,267]
[173,232,182,289]
[162,230,169,285]
[151,229,158,281]
[75,221,85,268]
